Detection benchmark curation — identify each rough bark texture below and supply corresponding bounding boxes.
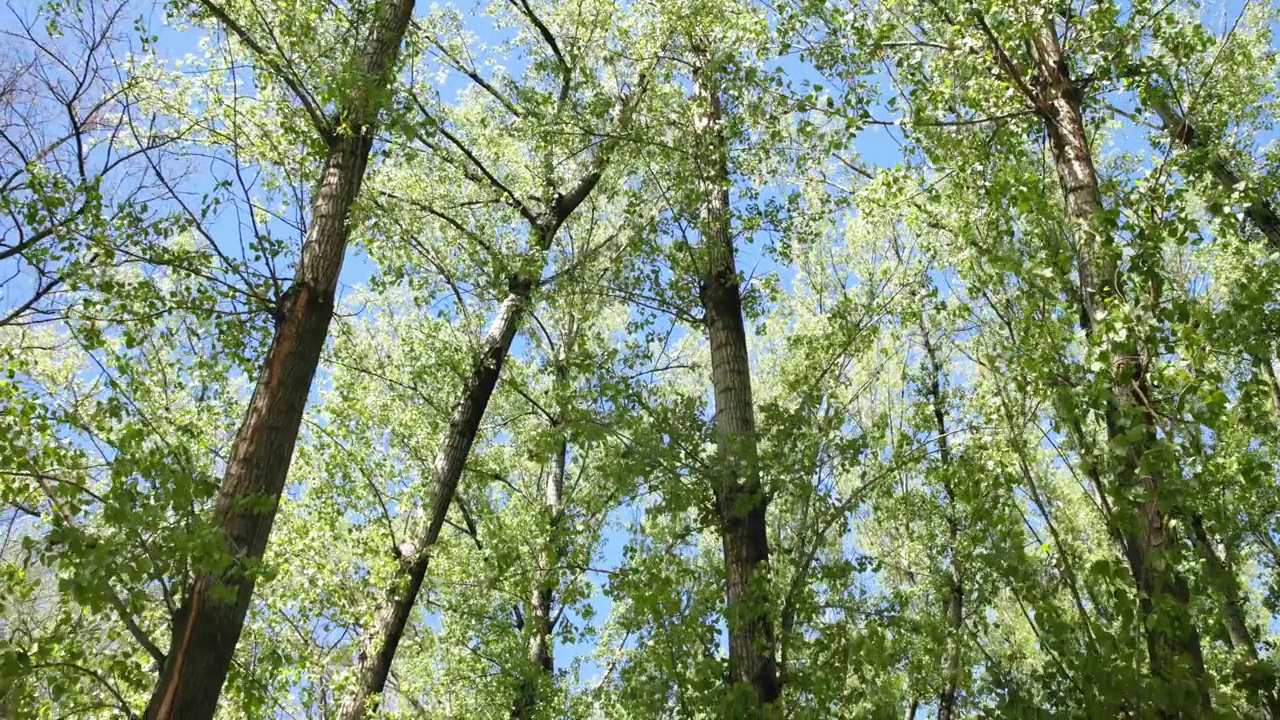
[1026,22,1209,711]
[693,54,780,711]
[144,1,415,716]
[339,284,530,720]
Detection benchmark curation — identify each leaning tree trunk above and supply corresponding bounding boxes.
[1150,96,1280,247]
[339,163,609,716]
[692,53,781,711]
[1261,359,1280,424]
[338,277,533,720]
[1188,516,1280,718]
[1152,94,1280,421]
[1026,22,1209,710]
[1152,87,1280,719]
[144,1,415,717]
[1188,517,1255,656]
[338,50,635,715]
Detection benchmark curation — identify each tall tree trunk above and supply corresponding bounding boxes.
[1151,94,1280,423]
[1188,517,1254,656]
[338,278,533,720]
[921,328,963,720]
[1188,516,1280,719]
[692,52,781,711]
[512,412,567,720]
[1026,22,1209,710]
[1158,87,1280,656]
[335,92,620,713]
[1261,359,1280,424]
[144,1,415,717]
[1153,88,1280,719]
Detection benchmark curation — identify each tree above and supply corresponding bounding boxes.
[141,0,418,715]
[688,39,781,714]
[335,1,652,712]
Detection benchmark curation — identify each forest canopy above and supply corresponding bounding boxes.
[2,0,1280,716]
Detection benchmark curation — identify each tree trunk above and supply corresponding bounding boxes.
[335,89,618,714]
[1188,516,1280,718]
[1261,359,1280,424]
[1153,85,1280,719]
[511,416,566,720]
[1149,96,1280,248]
[1026,22,1209,711]
[692,53,781,711]
[921,327,963,720]
[339,280,533,720]
[144,2,415,716]
[1188,517,1255,656]
[1153,94,1280,426]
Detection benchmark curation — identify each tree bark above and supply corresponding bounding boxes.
[1149,96,1280,248]
[692,52,781,711]
[921,328,962,720]
[511,410,567,720]
[144,1,415,717]
[338,279,533,720]
[1026,21,1209,711]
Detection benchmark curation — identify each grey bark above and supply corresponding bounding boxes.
[1189,516,1280,718]
[692,52,780,711]
[1188,517,1255,656]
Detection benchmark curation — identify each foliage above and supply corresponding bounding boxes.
[3,0,1280,716]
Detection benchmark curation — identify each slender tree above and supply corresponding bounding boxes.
[690,42,780,711]
[337,55,647,717]
[997,14,1208,705]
